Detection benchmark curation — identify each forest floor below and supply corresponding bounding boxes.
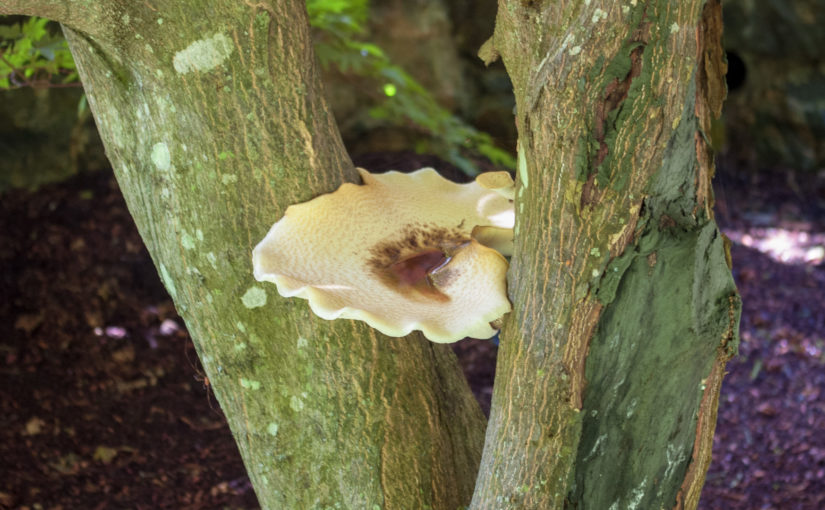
[1,156,824,510]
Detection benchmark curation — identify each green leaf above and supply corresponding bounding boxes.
[21,16,48,42]
[63,71,79,84]
[355,42,384,58]
[77,94,88,118]
[16,37,33,55]
[0,16,79,90]
[0,24,22,40]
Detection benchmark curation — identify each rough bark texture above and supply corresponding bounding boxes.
[472,1,739,508]
[0,1,487,509]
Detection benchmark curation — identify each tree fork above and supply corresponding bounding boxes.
[0,0,741,508]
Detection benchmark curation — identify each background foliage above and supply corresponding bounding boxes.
[0,16,76,89]
[0,3,514,175]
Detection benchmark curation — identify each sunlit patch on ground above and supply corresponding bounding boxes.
[725,227,825,265]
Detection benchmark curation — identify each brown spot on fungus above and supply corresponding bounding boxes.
[367,224,471,303]
[392,250,448,286]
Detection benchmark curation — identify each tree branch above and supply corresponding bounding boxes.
[0,1,109,40]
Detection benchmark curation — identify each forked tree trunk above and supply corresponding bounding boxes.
[1,1,739,509]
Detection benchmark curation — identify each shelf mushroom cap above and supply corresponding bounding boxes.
[252,167,514,343]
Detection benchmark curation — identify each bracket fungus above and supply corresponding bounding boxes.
[252,167,515,343]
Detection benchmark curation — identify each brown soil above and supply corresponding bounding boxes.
[1,157,823,509]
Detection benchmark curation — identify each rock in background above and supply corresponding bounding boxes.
[0,87,106,192]
[722,0,825,171]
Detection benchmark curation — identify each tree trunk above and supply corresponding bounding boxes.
[472,1,738,508]
[2,0,740,509]
[0,1,486,508]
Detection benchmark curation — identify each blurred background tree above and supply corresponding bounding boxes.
[307,0,515,174]
[720,0,825,172]
[0,15,104,191]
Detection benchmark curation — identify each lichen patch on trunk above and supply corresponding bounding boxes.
[173,33,234,75]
